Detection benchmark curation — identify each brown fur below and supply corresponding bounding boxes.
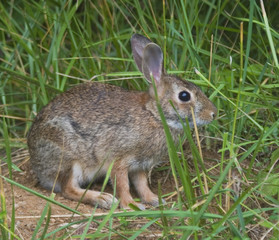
[27,34,217,209]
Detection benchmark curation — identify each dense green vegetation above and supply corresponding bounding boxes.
[1,0,279,239]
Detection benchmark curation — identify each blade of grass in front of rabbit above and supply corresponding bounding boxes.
[190,107,209,194]
[149,74,174,232]
[164,102,196,207]
[169,101,206,197]
[167,101,205,236]
[150,74,181,208]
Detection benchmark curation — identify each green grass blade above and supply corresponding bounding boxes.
[260,0,279,69]
[3,118,16,240]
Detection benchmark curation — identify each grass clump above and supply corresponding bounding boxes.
[0,0,279,239]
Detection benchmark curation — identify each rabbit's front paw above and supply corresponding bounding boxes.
[120,198,146,210]
[95,193,118,209]
[121,201,146,211]
[143,196,166,207]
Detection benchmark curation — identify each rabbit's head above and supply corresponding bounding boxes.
[131,34,217,130]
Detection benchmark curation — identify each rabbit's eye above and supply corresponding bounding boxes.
[179,91,191,102]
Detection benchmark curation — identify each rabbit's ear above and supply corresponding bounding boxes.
[142,43,163,84]
[131,34,164,84]
[131,34,153,74]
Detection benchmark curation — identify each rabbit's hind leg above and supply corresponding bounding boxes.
[61,162,118,209]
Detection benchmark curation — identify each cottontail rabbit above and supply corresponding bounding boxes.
[27,34,217,209]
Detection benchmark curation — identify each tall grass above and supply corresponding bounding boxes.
[1,0,279,239]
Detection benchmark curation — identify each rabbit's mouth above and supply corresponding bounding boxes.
[166,115,211,130]
[166,119,184,130]
[166,115,194,130]
[187,114,214,127]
